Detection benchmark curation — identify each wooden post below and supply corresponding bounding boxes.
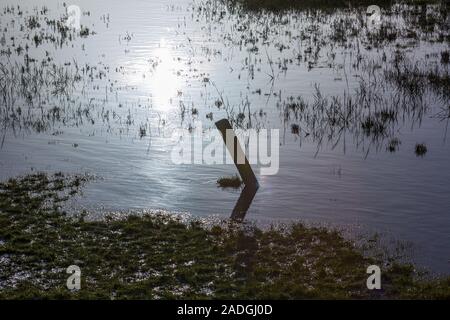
[215,119,259,188]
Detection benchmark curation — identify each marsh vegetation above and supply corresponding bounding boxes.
[217,175,243,188]
[0,173,449,299]
[0,0,449,290]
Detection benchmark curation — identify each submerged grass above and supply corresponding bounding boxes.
[415,143,428,156]
[0,173,449,299]
[217,175,243,189]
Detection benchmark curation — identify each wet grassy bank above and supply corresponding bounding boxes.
[0,173,448,299]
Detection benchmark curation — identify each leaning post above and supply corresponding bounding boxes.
[215,119,259,189]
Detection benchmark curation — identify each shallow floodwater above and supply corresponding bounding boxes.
[0,0,449,274]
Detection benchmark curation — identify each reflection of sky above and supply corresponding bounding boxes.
[123,38,184,112]
[150,39,181,111]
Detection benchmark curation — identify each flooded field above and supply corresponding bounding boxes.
[0,0,449,275]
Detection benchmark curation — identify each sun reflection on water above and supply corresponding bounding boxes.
[148,38,182,111]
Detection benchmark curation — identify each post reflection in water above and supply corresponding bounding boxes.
[231,184,259,221]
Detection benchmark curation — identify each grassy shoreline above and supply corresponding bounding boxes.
[0,173,449,299]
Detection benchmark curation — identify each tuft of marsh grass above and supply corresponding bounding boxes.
[441,51,450,64]
[291,123,300,135]
[387,138,401,152]
[0,173,449,299]
[217,175,243,188]
[415,143,428,156]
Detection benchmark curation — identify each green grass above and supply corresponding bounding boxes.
[0,173,448,299]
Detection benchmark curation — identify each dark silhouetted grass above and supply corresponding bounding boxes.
[415,143,428,156]
[217,175,243,188]
[225,0,443,12]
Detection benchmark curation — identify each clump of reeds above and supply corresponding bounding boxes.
[217,175,243,188]
[415,143,428,157]
[387,138,401,153]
